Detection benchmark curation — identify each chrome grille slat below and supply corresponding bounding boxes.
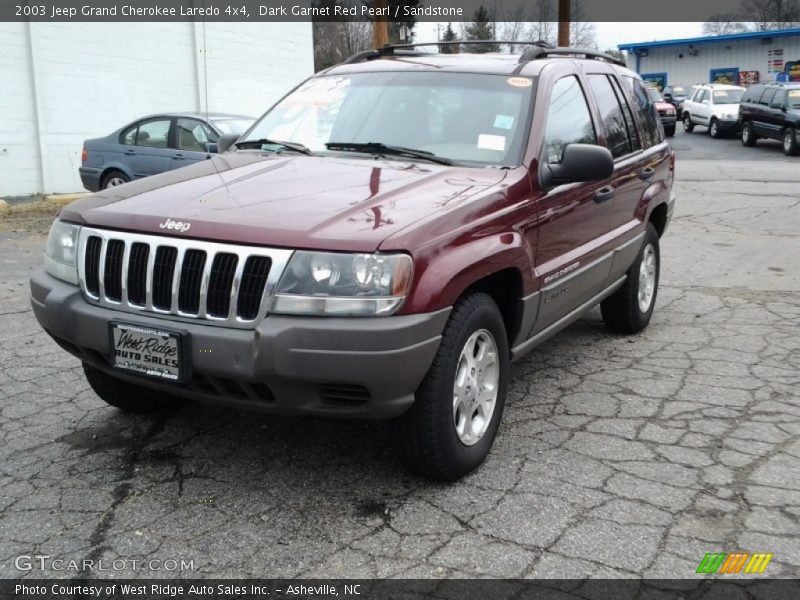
[77,227,294,329]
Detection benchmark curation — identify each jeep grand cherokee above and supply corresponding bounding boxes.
[31,43,676,481]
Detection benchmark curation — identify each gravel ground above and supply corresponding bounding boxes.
[1,146,799,579]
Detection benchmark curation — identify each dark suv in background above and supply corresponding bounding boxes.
[740,82,800,155]
[31,42,675,481]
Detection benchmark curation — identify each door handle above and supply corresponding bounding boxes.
[172,153,183,160]
[639,167,655,181]
[593,186,614,203]
[124,150,136,155]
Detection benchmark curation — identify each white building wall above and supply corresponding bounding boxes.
[625,35,800,88]
[0,22,313,197]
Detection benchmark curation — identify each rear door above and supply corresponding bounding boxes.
[694,89,712,126]
[532,74,615,331]
[765,89,788,140]
[586,73,652,245]
[754,87,778,137]
[121,118,175,178]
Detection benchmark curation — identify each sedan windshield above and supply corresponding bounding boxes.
[713,90,744,104]
[239,71,535,166]
[648,88,664,102]
[670,86,688,95]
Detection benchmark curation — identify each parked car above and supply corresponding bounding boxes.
[79,112,255,191]
[663,84,693,116]
[739,82,800,156]
[32,44,675,481]
[682,83,746,138]
[648,86,677,136]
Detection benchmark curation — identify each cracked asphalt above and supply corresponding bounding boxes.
[1,132,799,579]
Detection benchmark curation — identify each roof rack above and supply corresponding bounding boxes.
[341,40,554,65]
[341,41,626,68]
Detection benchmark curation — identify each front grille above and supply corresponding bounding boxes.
[78,227,293,327]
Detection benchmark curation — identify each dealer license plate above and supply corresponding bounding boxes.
[110,323,183,382]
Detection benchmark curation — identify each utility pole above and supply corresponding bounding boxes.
[558,0,570,47]
[373,0,389,48]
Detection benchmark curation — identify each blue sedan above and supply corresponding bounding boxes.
[79,112,254,191]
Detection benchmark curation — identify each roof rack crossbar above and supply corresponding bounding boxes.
[520,47,627,67]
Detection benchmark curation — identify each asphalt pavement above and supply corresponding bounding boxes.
[1,132,799,579]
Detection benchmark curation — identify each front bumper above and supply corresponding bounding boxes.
[715,118,740,132]
[30,270,449,418]
[659,115,677,127]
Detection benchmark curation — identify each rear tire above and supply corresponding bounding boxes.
[683,114,694,133]
[741,121,757,147]
[783,128,799,156]
[391,292,509,482]
[101,170,130,189]
[601,223,660,335]
[83,363,183,413]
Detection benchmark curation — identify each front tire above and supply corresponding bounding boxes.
[683,114,694,133]
[742,121,757,147]
[709,119,721,138]
[83,363,183,413]
[391,292,509,481]
[664,124,676,137]
[783,128,799,156]
[601,223,660,335]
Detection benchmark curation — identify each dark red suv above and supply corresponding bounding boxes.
[31,43,676,481]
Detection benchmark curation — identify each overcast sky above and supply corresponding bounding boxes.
[414,21,706,51]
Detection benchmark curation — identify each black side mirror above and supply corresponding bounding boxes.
[204,142,219,154]
[217,133,240,154]
[541,144,614,189]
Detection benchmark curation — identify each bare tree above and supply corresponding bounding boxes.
[740,0,800,29]
[702,15,747,35]
[568,0,598,49]
[313,1,372,72]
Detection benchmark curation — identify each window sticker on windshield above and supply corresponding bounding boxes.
[494,114,514,129]
[507,77,532,88]
[478,134,506,151]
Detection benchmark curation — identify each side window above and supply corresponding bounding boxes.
[135,119,171,148]
[587,74,632,159]
[771,90,787,108]
[122,125,137,146]
[609,75,641,152]
[176,118,216,151]
[543,76,596,164]
[759,88,777,106]
[696,89,708,103]
[623,76,661,148]
[743,85,762,103]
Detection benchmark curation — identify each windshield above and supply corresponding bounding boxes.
[213,118,254,135]
[648,88,664,102]
[788,89,800,109]
[240,72,536,166]
[712,90,744,104]
[670,86,688,96]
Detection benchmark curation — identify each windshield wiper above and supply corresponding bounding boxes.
[325,142,453,165]
[234,138,312,155]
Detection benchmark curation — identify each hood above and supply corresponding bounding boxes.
[61,152,508,252]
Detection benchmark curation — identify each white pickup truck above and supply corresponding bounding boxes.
[682,83,746,138]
